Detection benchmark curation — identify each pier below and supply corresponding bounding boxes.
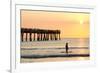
[21,28,61,42]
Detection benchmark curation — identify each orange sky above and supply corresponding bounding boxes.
[21,10,90,38]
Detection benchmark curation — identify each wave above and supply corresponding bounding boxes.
[21,47,88,50]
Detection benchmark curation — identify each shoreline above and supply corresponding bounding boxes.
[20,47,90,63]
[21,54,89,59]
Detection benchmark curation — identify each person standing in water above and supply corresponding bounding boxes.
[65,43,69,54]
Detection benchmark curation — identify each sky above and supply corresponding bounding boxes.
[21,10,90,38]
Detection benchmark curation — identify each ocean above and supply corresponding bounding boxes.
[21,38,90,63]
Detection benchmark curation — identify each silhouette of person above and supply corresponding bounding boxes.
[65,43,69,54]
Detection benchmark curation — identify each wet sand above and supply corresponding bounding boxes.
[21,57,89,63]
[21,48,89,63]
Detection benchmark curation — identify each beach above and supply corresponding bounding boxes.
[20,38,90,63]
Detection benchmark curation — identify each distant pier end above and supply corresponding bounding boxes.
[21,28,61,42]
